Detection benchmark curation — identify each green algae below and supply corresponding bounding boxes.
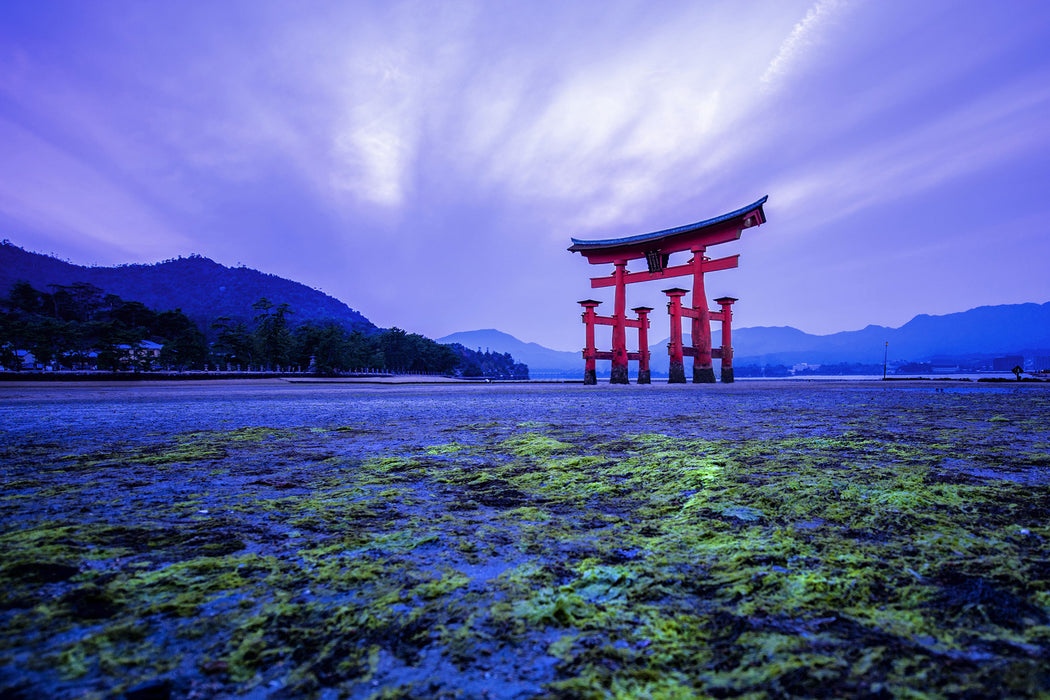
[53,620,171,683]
[425,442,469,455]
[3,391,1050,699]
[136,441,227,465]
[500,432,575,456]
[500,506,552,522]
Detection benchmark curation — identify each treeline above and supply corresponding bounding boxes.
[0,281,205,371]
[0,281,528,378]
[212,300,526,378]
[733,363,884,377]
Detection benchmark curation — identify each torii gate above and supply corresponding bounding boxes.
[568,196,768,385]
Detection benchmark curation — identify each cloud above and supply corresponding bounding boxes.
[310,4,478,211]
[329,53,421,209]
[3,0,1049,348]
[447,7,789,234]
[761,0,852,88]
[0,117,192,259]
[767,68,1050,230]
[1,2,793,239]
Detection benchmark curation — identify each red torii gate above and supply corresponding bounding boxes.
[568,196,768,385]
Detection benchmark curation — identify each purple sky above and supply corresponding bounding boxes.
[2,1,1049,351]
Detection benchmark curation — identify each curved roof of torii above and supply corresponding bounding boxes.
[568,195,768,261]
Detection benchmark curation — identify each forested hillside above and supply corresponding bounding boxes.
[0,250,528,378]
[0,242,375,336]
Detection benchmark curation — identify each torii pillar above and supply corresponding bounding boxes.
[690,246,716,383]
[663,288,688,384]
[610,261,629,384]
[715,296,737,383]
[578,300,654,385]
[579,300,601,385]
[633,306,653,384]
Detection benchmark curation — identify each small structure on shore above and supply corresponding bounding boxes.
[568,196,768,384]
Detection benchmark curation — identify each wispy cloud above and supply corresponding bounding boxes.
[761,0,852,88]
[329,51,421,209]
[2,1,1048,346]
[445,7,791,233]
[0,117,192,259]
[768,68,1050,230]
[0,2,791,237]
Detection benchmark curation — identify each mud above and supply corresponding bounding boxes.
[1,380,1049,698]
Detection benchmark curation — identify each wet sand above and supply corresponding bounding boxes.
[1,381,1048,698]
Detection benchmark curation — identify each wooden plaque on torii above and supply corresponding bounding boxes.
[568,196,768,384]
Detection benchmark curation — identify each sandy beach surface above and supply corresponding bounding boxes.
[1,380,1048,698]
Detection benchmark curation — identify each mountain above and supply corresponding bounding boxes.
[445,301,1050,377]
[0,242,376,336]
[436,329,580,378]
[722,302,1050,367]
[6,241,1047,373]
[639,304,1050,370]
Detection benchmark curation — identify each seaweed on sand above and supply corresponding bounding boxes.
[1,383,1049,698]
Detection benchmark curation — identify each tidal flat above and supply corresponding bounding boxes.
[1,379,1049,699]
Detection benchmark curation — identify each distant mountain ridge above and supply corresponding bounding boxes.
[446,301,1050,377]
[715,301,1050,367]
[0,242,376,336]
[436,329,580,377]
[5,242,1048,374]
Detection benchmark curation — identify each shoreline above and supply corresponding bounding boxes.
[0,376,1045,391]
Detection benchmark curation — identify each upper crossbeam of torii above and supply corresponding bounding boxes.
[568,196,768,385]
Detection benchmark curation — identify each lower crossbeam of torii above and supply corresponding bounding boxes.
[568,196,768,385]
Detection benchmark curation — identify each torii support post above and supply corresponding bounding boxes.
[715,296,737,383]
[691,246,715,384]
[579,300,601,385]
[633,306,653,384]
[610,261,629,385]
[663,288,688,384]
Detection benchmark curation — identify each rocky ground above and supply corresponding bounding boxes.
[1,379,1049,699]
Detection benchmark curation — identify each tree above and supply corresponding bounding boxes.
[156,309,207,369]
[89,319,130,371]
[0,314,24,370]
[211,317,254,368]
[345,331,372,369]
[110,300,157,331]
[460,357,483,377]
[48,282,108,322]
[251,298,293,370]
[292,322,353,375]
[1,281,210,371]
[5,281,43,315]
[25,316,69,368]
